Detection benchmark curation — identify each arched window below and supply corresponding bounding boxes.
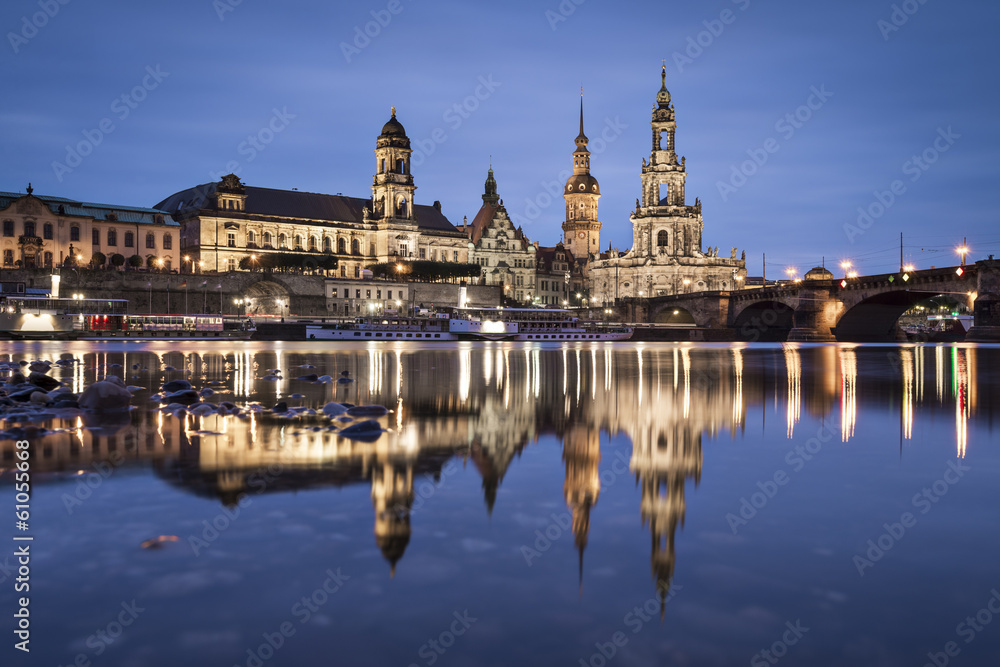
[323,237,332,253]
[278,233,287,249]
[107,229,117,246]
[294,235,302,250]
[309,236,317,251]
[369,242,375,257]
[146,233,155,249]
[24,221,35,237]
[247,230,256,247]
[43,223,52,239]
[351,238,359,255]
[43,252,52,267]
[124,232,134,247]
[337,237,346,254]
[263,231,272,248]
[657,230,669,247]
[93,229,100,246]
[70,226,80,242]
[163,234,172,250]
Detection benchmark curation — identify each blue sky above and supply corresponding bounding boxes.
[3,0,998,277]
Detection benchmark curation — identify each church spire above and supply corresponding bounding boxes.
[575,89,589,152]
[657,61,671,109]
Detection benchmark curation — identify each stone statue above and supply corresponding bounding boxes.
[741,250,746,261]
[730,247,738,259]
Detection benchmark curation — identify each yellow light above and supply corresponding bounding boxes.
[903,264,915,272]
[847,271,858,278]
[840,260,852,270]
[481,320,506,334]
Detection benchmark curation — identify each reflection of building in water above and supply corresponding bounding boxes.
[561,424,601,586]
[371,460,414,576]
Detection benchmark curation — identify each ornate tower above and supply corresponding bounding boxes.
[632,65,703,258]
[371,107,417,224]
[562,93,601,260]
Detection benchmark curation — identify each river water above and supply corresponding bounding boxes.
[1,341,998,666]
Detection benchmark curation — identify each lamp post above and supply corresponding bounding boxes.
[840,260,852,279]
[956,241,969,267]
[785,267,798,283]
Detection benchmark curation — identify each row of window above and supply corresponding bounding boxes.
[91,229,171,249]
[3,250,53,266]
[334,288,404,300]
[2,221,174,250]
[3,221,53,239]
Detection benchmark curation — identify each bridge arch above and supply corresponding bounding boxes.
[652,307,696,325]
[732,301,795,341]
[243,280,291,316]
[835,291,968,342]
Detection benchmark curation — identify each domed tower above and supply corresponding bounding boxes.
[372,107,416,224]
[562,93,601,260]
[371,460,414,577]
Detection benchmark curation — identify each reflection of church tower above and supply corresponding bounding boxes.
[631,427,702,614]
[562,93,601,261]
[371,460,414,576]
[562,425,601,588]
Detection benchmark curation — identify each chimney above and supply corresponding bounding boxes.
[433,200,441,211]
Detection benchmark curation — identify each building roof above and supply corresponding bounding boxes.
[0,191,177,226]
[155,182,461,234]
[536,244,576,272]
[467,202,498,245]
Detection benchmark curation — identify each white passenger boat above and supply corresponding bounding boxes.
[0,295,129,339]
[305,308,632,342]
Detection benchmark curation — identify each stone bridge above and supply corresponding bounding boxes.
[617,259,1000,342]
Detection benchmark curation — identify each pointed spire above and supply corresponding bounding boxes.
[575,90,589,150]
[657,62,671,108]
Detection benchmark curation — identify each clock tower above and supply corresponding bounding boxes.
[562,93,601,261]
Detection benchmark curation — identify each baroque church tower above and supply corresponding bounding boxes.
[370,107,418,259]
[632,64,701,258]
[587,64,745,305]
[562,93,601,261]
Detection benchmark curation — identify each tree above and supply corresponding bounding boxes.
[368,260,481,282]
[91,252,106,268]
[128,254,143,269]
[146,255,158,269]
[110,253,126,268]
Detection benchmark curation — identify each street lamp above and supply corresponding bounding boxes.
[184,255,191,273]
[956,243,969,266]
[840,260,852,279]
[903,264,915,273]
[785,267,798,282]
[847,270,859,279]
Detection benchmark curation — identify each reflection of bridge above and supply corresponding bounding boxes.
[621,259,1000,342]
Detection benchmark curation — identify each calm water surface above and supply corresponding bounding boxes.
[1,341,999,667]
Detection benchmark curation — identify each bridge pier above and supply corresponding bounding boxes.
[966,259,1000,342]
[786,284,839,342]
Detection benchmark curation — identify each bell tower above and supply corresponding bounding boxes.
[632,64,702,258]
[562,91,601,260]
[372,106,416,224]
